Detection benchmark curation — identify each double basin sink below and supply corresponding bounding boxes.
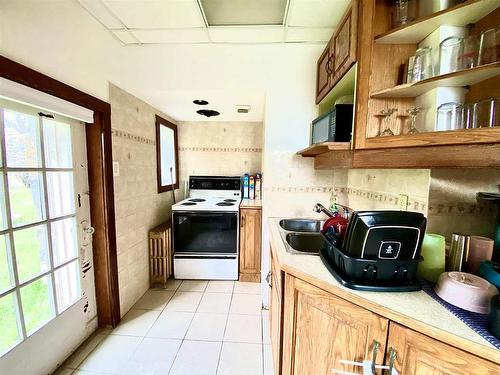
[279,219,325,255]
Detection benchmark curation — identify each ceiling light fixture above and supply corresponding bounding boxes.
[193,99,209,105]
[197,109,220,117]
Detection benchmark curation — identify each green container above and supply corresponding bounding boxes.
[418,233,446,282]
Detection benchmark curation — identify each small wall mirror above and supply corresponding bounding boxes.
[156,115,179,193]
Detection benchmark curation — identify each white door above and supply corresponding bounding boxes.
[0,99,97,374]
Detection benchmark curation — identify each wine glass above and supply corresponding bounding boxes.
[374,108,398,137]
[407,106,424,134]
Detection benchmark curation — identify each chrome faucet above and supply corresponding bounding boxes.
[313,203,335,218]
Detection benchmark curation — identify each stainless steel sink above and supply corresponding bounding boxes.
[285,233,324,255]
[279,219,324,233]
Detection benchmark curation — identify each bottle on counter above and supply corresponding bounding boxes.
[255,173,262,200]
[249,175,255,200]
[243,174,249,199]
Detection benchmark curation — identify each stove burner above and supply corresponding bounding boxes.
[189,198,206,202]
[223,199,237,202]
[216,202,235,206]
[181,202,197,206]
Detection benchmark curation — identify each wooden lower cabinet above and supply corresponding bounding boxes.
[386,323,500,375]
[282,275,389,375]
[269,249,283,375]
[239,207,261,282]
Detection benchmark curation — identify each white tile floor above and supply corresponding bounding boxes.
[57,280,273,375]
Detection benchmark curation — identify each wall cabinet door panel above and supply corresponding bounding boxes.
[282,275,388,375]
[386,323,500,375]
[316,43,332,103]
[332,1,357,87]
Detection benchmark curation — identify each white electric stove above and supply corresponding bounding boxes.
[172,176,242,280]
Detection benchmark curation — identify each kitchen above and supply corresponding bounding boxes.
[0,0,500,374]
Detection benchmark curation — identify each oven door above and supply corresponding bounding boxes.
[173,211,238,255]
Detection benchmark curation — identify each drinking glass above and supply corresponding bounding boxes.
[436,102,464,131]
[478,28,499,65]
[418,233,446,283]
[393,0,417,27]
[474,98,499,128]
[439,36,463,74]
[463,103,478,129]
[412,46,434,82]
[458,34,479,70]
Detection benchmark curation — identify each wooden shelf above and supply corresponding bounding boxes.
[364,127,500,149]
[374,0,499,44]
[314,144,500,169]
[370,62,500,98]
[296,142,351,157]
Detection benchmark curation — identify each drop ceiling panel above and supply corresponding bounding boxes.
[201,0,287,26]
[132,29,210,44]
[112,29,139,44]
[287,0,349,27]
[103,0,205,28]
[209,27,284,43]
[285,27,333,42]
[78,0,124,29]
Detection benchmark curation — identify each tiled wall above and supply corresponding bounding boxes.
[177,121,263,189]
[427,169,499,240]
[110,83,179,316]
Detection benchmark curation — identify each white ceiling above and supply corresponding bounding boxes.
[78,0,350,44]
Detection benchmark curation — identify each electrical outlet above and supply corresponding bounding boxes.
[329,193,337,211]
[397,194,408,211]
[112,161,120,177]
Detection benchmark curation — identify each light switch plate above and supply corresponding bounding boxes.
[112,161,120,177]
[397,194,408,211]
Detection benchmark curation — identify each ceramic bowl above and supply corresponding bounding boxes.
[434,272,498,314]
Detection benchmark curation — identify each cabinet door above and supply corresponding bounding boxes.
[282,275,388,375]
[316,42,332,103]
[386,323,500,374]
[239,208,262,281]
[270,254,282,375]
[332,1,357,86]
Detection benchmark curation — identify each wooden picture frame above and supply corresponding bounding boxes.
[155,114,179,193]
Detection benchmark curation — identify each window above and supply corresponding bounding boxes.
[0,100,81,356]
[155,115,179,193]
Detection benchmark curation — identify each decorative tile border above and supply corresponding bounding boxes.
[112,128,155,145]
[345,187,427,212]
[179,147,262,153]
[428,202,496,216]
[264,186,335,193]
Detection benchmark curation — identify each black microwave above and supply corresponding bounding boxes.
[311,104,353,144]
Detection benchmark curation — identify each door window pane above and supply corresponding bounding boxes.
[0,175,7,231]
[8,172,46,227]
[43,119,73,168]
[4,109,41,168]
[14,224,50,283]
[0,292,22,354]
[20,275,55,336]
[55,260,81,313]
[47,172,75,218]
[0,234,13,293]
[51,217,77,266]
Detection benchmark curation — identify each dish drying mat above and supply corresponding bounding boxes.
[421,282,500,350]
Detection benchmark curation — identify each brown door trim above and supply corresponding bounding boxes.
[0,55,121,327]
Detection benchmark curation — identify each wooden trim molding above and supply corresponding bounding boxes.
[0,55,121,327]
[155,114,179,193]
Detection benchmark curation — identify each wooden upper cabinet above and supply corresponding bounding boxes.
[239,207,262,282]
[316,43,332,103]
[282,275,389,375]
[332,1,357,86]
[386,323,500,375]
[315,1,358,104]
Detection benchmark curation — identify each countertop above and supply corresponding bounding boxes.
[268,218,500,362]
[240,199,262,208]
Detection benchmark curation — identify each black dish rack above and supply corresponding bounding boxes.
[320,232,422,292]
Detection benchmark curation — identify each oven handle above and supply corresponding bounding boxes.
[174,255,237,260]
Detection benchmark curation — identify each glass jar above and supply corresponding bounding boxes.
[412,46,434,82]
[439,36,463,74]
[436,102,464,131]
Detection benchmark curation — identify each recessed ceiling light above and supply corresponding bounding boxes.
[200,0,287,26]
[197,109,220,117]
[193,99,209,105]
